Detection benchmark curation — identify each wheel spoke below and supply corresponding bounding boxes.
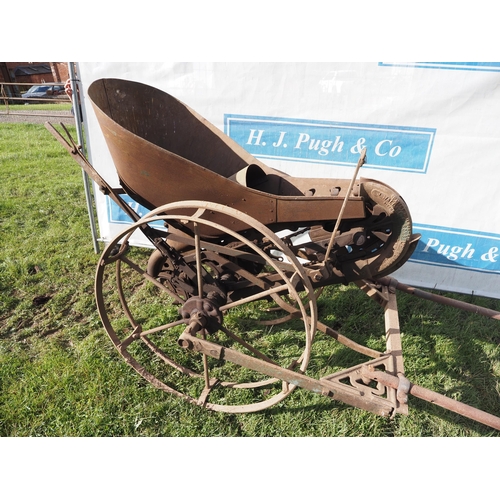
[120,254,186,304]
[219,324,279,366]
[141,335,202,377]
[220,283,290,312]
[139,318,186,337]
[193,222,204,297]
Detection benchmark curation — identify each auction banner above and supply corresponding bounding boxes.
[76,62,500,299]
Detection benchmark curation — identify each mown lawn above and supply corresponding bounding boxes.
[1,122,499,438]
[0,102,72,112]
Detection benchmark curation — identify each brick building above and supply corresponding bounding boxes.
[0,62,71,99]
[0,62,70,84]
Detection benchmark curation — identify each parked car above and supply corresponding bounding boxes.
[22,85,66,104]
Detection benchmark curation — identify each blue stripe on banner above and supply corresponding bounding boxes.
[410,224,500,274]
[379,62,500,72]
[107,195,163,228]
[225,115,435,174]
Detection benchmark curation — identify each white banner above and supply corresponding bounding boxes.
[77,62,500,298]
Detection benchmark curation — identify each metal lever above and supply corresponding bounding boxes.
[324,148,367,262]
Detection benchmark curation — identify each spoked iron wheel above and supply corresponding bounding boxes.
[95,201,317,413]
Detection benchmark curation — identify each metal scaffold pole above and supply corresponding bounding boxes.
[68,61,99,253]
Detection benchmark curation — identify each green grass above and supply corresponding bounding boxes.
[1,123,499,436]
[1,102,72,112]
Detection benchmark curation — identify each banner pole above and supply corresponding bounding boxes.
[68,62,100,253]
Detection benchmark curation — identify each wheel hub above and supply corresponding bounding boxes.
[180,293,225,334]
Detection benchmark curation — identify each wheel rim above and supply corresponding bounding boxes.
[95,201,317,413]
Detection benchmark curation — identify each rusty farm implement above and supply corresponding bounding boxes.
[46,78,500,431]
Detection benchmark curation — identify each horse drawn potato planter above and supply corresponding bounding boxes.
[46,78,500,430]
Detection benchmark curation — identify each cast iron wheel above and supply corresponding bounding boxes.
[327,179,418,281]
[95,201,317,413]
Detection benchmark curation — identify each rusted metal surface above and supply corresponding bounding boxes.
[47,77,500,431]
[361,367,500,431]
[87,79,364,227]
[376,276,500,320]
[86,78,418,282]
